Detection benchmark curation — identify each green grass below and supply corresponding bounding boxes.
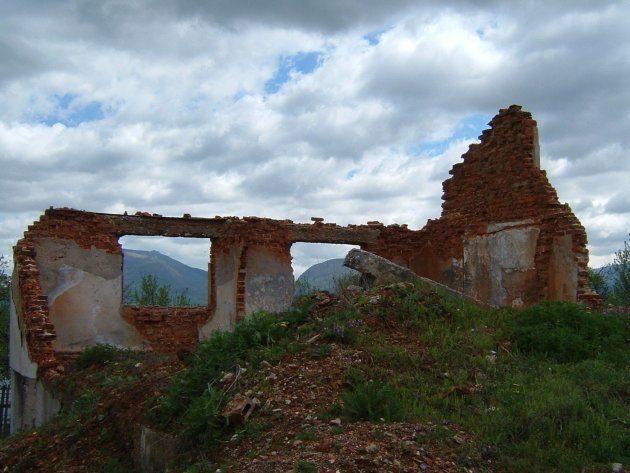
[70,287,630,471]
[294,461,317,473]
[10,281,627,473]
[503,300,627,363]
[155,309,301,446]
[335,287,630,472]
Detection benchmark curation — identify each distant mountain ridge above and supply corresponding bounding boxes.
[123,249,208,305]
[122,250,359,305]
[122,250,619,306]
[592,265,618,287]
[295,258,359,295]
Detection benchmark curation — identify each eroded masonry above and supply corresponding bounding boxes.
[9,105,600,431]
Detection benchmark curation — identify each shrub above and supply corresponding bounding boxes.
[332,273,361,293]
[156,310,296,442]
[181,387,227,446]
[294,461,317,473]
[76,344,125,369]
[341,380,407,422]
[503,301,627,363]
[609,235,630,304]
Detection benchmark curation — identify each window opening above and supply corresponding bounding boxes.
[119,235,210,307]
[290,242,360,297]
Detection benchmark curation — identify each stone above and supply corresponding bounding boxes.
[344,249,418,287]
[344,249,488,307]
[133,425,181,473]
[224,395,257,426]
[365,443,379,453]
[316,439,333,452]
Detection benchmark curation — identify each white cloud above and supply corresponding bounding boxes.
[1,0,629,274]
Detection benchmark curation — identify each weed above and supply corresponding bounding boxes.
[333,273,361,293]
[233,420,271,442]
[100,457,135,473]
[294,461,318,473]
[76,344,126,369]
[323,322,356,344]
[311,343,332,358]
[295,427,320,442]
[503,301,627,364]
[284,300,315,326]
[341,380,407,422]
[182,460,216,473]
[321,310,361,344]
[156,309,303,446]
[181,386,228,447]
[331,425,345,435]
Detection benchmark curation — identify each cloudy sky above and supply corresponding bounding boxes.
[1,0,629,276]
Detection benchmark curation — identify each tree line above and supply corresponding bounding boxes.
[589,234,630,305]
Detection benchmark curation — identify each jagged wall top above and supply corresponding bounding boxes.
[441,105,561,224]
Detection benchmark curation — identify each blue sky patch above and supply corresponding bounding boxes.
[363,27,390,46]
[476,18,499,39]
[37,93,105,127]
[264,51,323,94]
[346,169,359,180]
[407,113,491,157]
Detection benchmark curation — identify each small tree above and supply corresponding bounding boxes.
[588,267,609,300]
[126,273,191,307]
[0,255,11,380]
[609,234,630,305]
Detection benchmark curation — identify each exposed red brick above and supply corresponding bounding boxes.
[121,306,209,353]
[13,105,602,390]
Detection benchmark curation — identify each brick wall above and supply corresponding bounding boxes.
[121,306,209,353]
[12,209,121,383]
[12,105,600,389]
[373,105,599,306]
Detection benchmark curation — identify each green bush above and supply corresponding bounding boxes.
[0,255,10,380]
[484,362,629,470]
[157,310,296,443]
[332,273,361,293]
[609,235,630,304]
[504,301,627,363]
[76,344,125,369]
[341,380,407,422]
[181,387,227,446]
[294,461,317,473]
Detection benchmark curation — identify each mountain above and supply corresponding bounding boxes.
[592,265,618,288]
[295,258,360,295]
[123,249,208,305]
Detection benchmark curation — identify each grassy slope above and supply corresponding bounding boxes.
[1,282,628,472]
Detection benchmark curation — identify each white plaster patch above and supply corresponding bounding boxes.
[46,264,85,306]
[487,219,535,233]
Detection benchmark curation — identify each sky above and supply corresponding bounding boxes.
[1,0,629,276]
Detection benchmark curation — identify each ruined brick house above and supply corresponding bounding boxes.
[9,105,599,432]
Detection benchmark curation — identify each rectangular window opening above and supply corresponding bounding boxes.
[119,235,211,307]
[290,242,360,298]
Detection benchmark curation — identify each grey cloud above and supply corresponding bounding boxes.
[1,0,630,270]
[0,35,46,83]
[605,194,630,215]
[171,0,419,33]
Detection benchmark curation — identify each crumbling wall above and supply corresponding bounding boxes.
[10,210,137,432]
[10,105,599,433]
[12,210,129,384]
[369,105,598,307]
[121,306,208,353]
